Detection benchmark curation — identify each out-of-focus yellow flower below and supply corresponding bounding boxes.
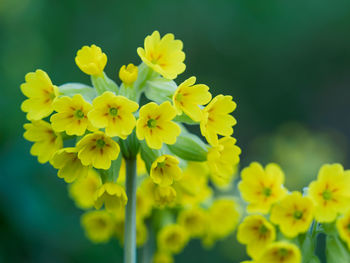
[75,44,107,76]
[308,163,350,223]
[119,63,138,85]
[68,169,102,209]
[239,162,287,214]
[153,251,174,263]
[157,224,189,254]
[51,147,89,183]
[255,241,301,263]
[81,210,115,243]
[154,185,177,207]
[76,132,120,169]
[20,69,59,120]
[336,210,350,249]
[23,120,63,164]
[94,182,127,213]
[50,94,94,136]
[150,155,182,186]
[210,164,238,189]
[136,188,153,219]
[178,207,207,238]
[136,101,181,149]
[200,95,236,146]
[88,91,139,138]
[172,76,211,122]
[270,191,314,238]
[137,30,185,80]
[237,215,276,259]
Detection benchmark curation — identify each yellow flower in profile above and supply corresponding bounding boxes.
[200,95,237,146]
[308,163,350,223]
[136,101,181,149]
[76,132,120,169]
[20,69,59,120]
[336,210,350,249]
[68,169,102,209]
[81,210,115,243]
[153,251,174,263]
[23,120,63,164]
[50,94,94,136]
[207,136,241,179]
[75,44,107,76]
[94,182,128,212]
[172,76,212,122]
[237,215,276,259]
[154,185,177,207]
[137,30,185,80]
[51,147,89,183]
[270,192,314,238]
[178,207,208,238]
[157,224,189,254]
[119,63,138,85]
[238,162,287,214]
[256,241,301,263]
[88,91,139,138]
[150,155,182,186]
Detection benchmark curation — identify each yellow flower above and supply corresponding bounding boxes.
[200,95,237,146]
[157,224,189,254]
[137,30,185,80]
[207,136,241,179]
[136,101,181,149]
[150,155,182,186]
[20,69,59,120]
[68,169,102,209]
[88,91,139,138]
[75,44,107,76]
[23,120,63,164]
[119,63,138,85]
[154,185,177,207]
[50,94,94,136]
[210,164,238,189]
[308,163,350,223]
[76,132,120,170]
[172,76,211,122]
[94,182,128,212]
[178,207,208,238]
[153,251,174,263]
[270,191,314,238]
[336,210,350,249]
[256,241,301,263]
[238,162,287,214]
[136,188,153,219]
[237,215,276,259]
[81,210,115,243]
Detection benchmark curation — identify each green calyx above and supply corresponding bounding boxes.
[96,139,106,148]
[147,118,157,128]
[293,210,303,220]
[263,187,272,197]
[109,107,118,116]
[259,224,268,234]
[157,161,166,169]
[74,109,85,119]
[323,189,332,201]
[278,248,289,257]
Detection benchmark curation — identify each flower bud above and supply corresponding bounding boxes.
[119,63,138,86]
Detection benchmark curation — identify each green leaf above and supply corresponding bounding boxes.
[326,234,350,263]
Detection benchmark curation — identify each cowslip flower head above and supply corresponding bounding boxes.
[270,191,314,238]
[94,182,128,212]
[88,91,139,138]
[50,94,94,136]
[51,147,89,183]
[137,30,185,80]
[200,95,237,146]
[157,224,189,254]
[336,210,350,249]
[76,132,120,170]
[150,154,182,186]
[308,163,350,223]
[81,210,115,243]
[136,101,181,149]
[153,252,174,263]
[255,241,301,263]
[20,69,59,120]
[238,162,287,214]
[237,215,276,259]
[154,185,177,207]
[178,207,208,238]
[172,76,212,122]
[23,120,63,164]
[75,44,107,76]
[119,63,138,85]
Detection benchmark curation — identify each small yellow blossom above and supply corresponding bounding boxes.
[136,188,153,219]
[153,251,174,263]
[23,120,63,164]
[94,182,128,212]
[75,44,107,76]
[336,210,350,249]
[157,224,189,254]
[154,185,177,207]
[136,101,181,149]
[237,215,276,259]
[81,210,115,243]
[210,164,238,189]
[239,162,287,214]
[119,63,138,85]
[172,76,211,121]
[137,30,185,80]
[150,155,182,186]
[178,207,208,238]
[20,69,59,120]
[50,94,94,136]
[256,241,301,263]
[270,191,314,238]
[76,132,120,170]
[88,91,139,138]
[200,95,237,146]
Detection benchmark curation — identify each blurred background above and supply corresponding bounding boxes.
[1,0,350,262]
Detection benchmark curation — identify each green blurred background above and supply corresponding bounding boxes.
[1,0,350,262]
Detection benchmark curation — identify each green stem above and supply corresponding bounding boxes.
[124,158,137,263]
